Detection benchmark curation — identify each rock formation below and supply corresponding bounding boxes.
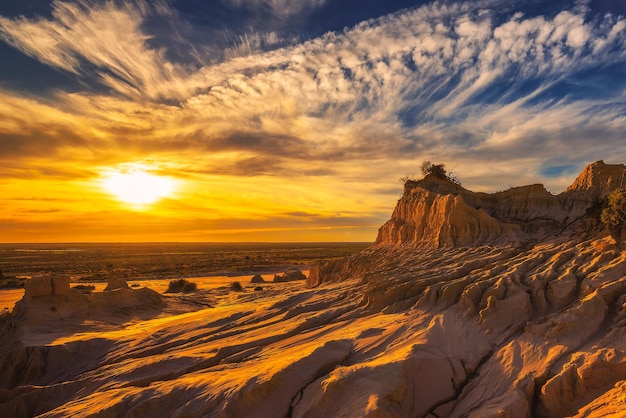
[104,277,129,291]
[273,268,307,282]
[25,274,72,298]
[375,160,625,247]
[250,274,266,283]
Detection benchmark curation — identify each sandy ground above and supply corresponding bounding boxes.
[0,289,23,312]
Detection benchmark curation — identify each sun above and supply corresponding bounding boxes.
[102,166,176,206]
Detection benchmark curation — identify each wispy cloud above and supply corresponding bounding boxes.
[222,0,327,17]
[0,0,195,101]
[223,31,296,59]
[1,1,624,169]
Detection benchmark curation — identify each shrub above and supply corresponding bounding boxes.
[601,188,626,248]
[407,160,462,185]
[421,161,448,179]
[230,281,243,291]
[166,279,197,293]
[182,281,197,292]
[73,284,96,294]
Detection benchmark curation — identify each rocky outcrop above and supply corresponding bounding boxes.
[104,277,129,291]
[273,268,307,282]
[250,274,266,283]
[11,285,165,332]
[25,274,72,298]
[375,160,625,247]
[375,186,525,247]
[562,159,626,201]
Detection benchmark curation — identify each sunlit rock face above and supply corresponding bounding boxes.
[375,161,626,247]
[25,274,72,298]
[562,160,626,200]
[2,161,626,418]
[375,181,525,247]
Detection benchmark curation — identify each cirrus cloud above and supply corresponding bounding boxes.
[221,0,328,17]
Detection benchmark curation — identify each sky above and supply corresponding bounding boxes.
[0,0,625,243]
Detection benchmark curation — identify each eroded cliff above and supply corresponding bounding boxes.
[375,160,624,247]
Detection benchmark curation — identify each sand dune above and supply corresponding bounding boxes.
[1,161,626,417]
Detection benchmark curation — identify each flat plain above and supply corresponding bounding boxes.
[0,242,368,310]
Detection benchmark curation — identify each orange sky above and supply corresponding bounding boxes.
[1,1,625,242]
[1,159,388,242]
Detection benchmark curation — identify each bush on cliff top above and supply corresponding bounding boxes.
[401,161,461,186]
[421,161,448,179]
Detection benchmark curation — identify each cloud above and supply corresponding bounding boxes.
[0,0,625,194]
[222,0,327,17]
[0,0,194,101]
[224,31,281,59]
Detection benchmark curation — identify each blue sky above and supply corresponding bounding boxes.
[0,0,625,241]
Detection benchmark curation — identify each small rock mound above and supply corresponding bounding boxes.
[273,268,307,283]
[250,274,266,284]
[104,277,129,291]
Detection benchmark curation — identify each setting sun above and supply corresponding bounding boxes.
[102,166,176,206]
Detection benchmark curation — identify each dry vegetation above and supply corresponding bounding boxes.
[165,279,198,293]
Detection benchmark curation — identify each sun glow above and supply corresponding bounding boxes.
[102,166,176,206]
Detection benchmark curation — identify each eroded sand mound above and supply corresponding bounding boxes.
[1,161,625,417]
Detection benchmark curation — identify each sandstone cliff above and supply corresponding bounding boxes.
[375,160,624,247]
